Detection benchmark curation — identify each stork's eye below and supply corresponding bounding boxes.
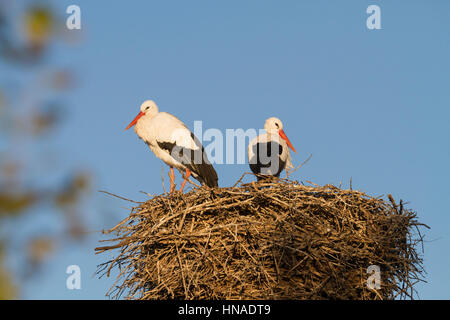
[275,123,279,129]
[146,106,150,110]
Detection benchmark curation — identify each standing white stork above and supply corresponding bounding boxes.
[247,117,296,180]
[125,100,218,193]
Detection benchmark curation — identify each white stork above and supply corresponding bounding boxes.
[125,100,218,193]
[247,117,296,180]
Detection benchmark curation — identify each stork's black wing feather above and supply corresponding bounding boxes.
[248,141,285,180]
[157,133,218,188]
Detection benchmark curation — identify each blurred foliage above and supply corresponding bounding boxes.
[24,6,53,51]
[29,102,62,136]
[0,247,18,299]
[0,192,36,217]
[0,2,88,299]
[26,236,54,270]
[55,172,90,209]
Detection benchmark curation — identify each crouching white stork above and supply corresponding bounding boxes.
[125,100,218,193]
[247,117,296,180]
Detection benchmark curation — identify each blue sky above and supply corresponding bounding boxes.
[7,0,450,299]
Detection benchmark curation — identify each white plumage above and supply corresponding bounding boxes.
[125,100,218,192]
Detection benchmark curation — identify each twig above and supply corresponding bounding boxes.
[98,190,142,204]
[286,153,312,178]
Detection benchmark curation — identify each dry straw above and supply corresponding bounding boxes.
[95,174,427,300]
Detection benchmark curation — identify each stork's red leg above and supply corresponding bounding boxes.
[179,168,191,193]
[169,166,175,194]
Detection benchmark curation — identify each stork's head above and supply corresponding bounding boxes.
[264,117,296,152]
[264,117,284,132]
[139,100,159,114]
[125,100,159,130]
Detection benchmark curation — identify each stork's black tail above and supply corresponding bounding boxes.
[179,132,219,188]
[195,162,219,188]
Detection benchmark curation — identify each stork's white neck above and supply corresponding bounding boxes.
[265,128,279,135]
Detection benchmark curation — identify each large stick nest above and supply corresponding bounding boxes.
[96,175,427,300]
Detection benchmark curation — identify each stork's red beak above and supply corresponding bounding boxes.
[125,111,144,130]
[279,129,296,152]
